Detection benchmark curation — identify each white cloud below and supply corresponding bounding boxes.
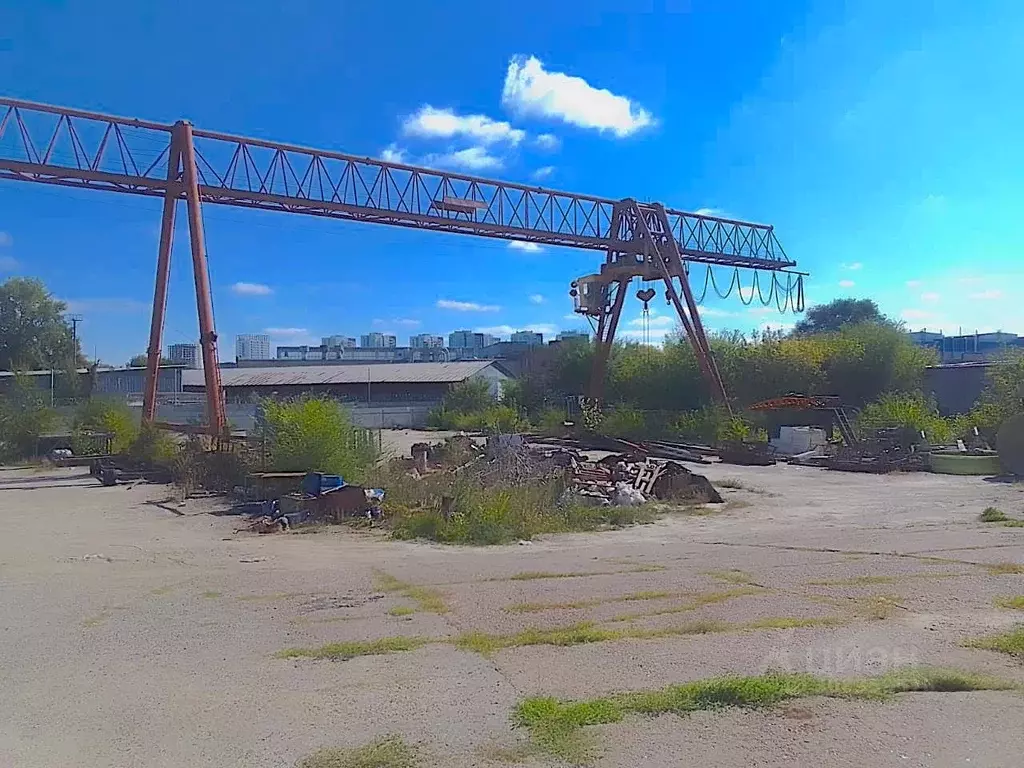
[694,207,724,217]
[618,327,673,343]
[62,298,148,314]
[0,254,19,271]
[380,144,407,163]
[230,281,273,297]
[957,276,985,285]
[423,146,502,172]
[264,327,309,337]
[738,286,755,302]
[759,320,796,334]
[700,307,739,317]
[477,323,559,337]
[838,279,855,288]
[508,240,543,253]
[501,55,654,137]
[535,133,560,150]
[906,279,923,288]
[437,299,501,312]
[403,105,525,145]
[921,292,941,302]
[529,294,545,305]
[969,289,1004,300]
[901,309,933,321]
[374,317,420,328]
[842,262,863,270]
[0,231,12,248]
[532,166,555,181]
[746,306,775,316]
[628,314,675,328]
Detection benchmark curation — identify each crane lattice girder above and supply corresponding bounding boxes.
[0,97,795,270]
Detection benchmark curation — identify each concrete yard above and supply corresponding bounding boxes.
[3,456,1024,767]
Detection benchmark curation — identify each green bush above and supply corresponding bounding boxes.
[0,373,59,461]
[598,405,649,439]
[857,392,953,443]
[258,396,377,482]
[72,397,138,454]
[129,423,179,467]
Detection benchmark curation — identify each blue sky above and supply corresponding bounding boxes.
[1,0,1023,364]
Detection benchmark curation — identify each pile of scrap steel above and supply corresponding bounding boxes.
[574,453,724,506]
[527,433,712,463]
[239,471,385,532]
[825,428,929,474]
[89,456,171,486]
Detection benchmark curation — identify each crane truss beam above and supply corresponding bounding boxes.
[0,97,795,270]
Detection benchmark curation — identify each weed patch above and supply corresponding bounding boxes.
[610,586,764,622]
[500,565,664,582]
[994,596,1024,610]
[388,606,416,617]
[964,625,1024,658]
[276,636,428,661]
[507,590,680,613]
[980,507,1009,522]
[297,735,417,768]
[703,569,755,585]
[513,668,1017,764]
[984,562,1024,575]
[201,591,221,599]
[373,570,448,614]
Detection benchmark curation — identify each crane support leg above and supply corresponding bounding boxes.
[178,121,227,436]
[587,278,629,401]
[142,141,182,426]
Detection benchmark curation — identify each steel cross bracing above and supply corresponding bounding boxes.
[0,98,795,269]
[0,97,804,434]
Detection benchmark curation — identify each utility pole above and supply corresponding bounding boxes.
[68,314,83,351]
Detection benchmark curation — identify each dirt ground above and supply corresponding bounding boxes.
[3,444,1024,767]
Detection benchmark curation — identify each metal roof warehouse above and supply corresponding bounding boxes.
[181,361,512,404]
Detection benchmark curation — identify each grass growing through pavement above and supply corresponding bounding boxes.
[610,586,764,622]
[500,564,665,582]
[507,590,680,613]
[979,508,1024,527]
[387,606,416,617]
[276,636,429,661]
[703,569,756,585]
[984,562,1024,575]
[964,625,1024,658]
[995,596,1024,610]
[373,570,449,614]
[513,669,1018,765]
[297,735,417,768]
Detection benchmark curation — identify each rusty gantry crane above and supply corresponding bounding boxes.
[0,97,804,434]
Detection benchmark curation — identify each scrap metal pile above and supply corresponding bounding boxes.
[406,434,724,507]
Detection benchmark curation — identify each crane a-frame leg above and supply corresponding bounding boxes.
[141,121,228,437]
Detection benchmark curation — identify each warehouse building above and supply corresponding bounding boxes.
[180,360,512,405]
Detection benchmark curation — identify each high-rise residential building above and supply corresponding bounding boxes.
[449,330,498,348]
[167,342,200,368]
[235,334,272,361]
[360,332,397,348]
[410,333,445,348]
[557,330,590,342]
[511,330,544,346]
[322,335,357,349]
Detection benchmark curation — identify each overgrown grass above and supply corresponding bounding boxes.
[984,562,1024,575]
[703,569,756,585]
[807,573,960,587]
[513,669,1017,764]
[610,586,764,622]
[500,564,665,582]
[388,606,416,617]
[981,507,1009,522]
[373,570,448,614]
[507,590,680,613]
[276,636,429,661]
[201,590,221,599]
[964,625,1024,658]
[994,596,1024,610]
[296,735,418,768]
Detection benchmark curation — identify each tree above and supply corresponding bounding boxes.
[0,277,80,371]
[127,354,173,367]
[794,298,894,335]
[0,372,58,460]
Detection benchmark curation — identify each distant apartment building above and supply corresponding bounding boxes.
[360,332,397,348]
[321,335,357,349]
[410,333,445,349]
[273,345,449,363]
[449,330,497,349]
[557,330,590,342]
[510,330,544,346]
[235,334,272,361]
[167,342,200,369]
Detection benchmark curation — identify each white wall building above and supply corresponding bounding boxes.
[235,334,272,361]
[322,335,357,348]
[167,343,200,368]
[360,332,397,348]
[410,333,445,348]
